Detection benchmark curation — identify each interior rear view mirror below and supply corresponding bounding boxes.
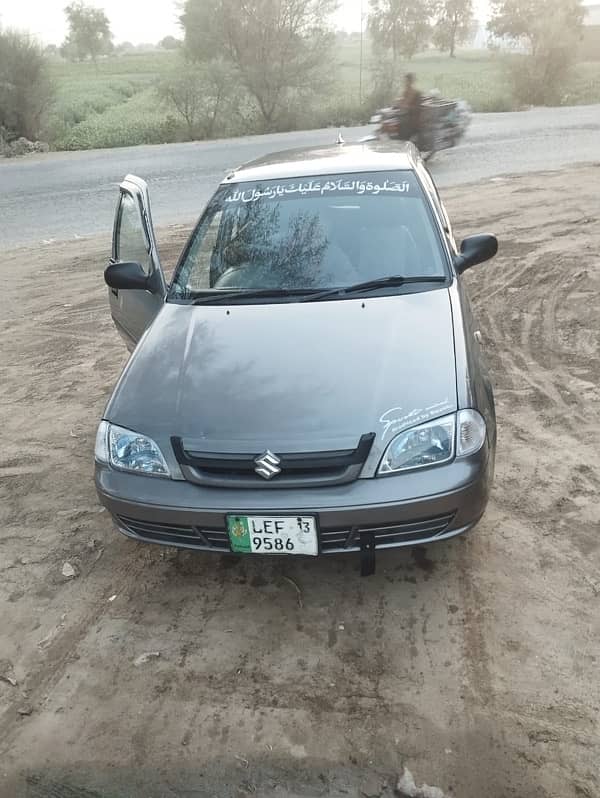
[455,234,498,274]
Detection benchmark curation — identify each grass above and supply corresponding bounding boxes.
[335,41,514,110]
[45,45,600,151]
[52,87,179,150]
[565,60,600,106]
[47,52,180,149]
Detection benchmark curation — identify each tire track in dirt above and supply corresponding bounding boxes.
[0,548,149,756]
[3,171,600,798]
[444,172,600,797]
[0,230,193,764]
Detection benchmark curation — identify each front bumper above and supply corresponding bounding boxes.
[95,444,492,555]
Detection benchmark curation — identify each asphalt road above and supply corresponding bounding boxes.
[1,103,599,249]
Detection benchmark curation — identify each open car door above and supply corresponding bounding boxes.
[107,175,167,350]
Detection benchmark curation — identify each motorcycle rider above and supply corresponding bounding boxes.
[393,72,423,144]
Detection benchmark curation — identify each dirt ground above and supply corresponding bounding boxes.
[1,165,599,798]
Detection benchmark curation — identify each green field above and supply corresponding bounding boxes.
[48,52,180,149]
[336,42,517,111]
[46,44,600,151]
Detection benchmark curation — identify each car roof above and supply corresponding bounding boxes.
[223,141,419,184]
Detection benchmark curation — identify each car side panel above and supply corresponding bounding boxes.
[450,278,496,455]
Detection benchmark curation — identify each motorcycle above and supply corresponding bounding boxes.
[363,94,472,161]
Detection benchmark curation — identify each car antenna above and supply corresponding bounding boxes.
[336,129,345,145]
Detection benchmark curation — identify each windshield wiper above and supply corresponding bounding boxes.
[191,288,312,305]
[189,275,447,305]
[297,274,447,303]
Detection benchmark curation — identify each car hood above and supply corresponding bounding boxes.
[106,291,458,465]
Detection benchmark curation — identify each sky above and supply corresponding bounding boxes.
[0,0,496,46]
[1,0,596,46]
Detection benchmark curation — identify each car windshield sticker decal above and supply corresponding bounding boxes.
[380,400,455,440]
[225,177,416,204]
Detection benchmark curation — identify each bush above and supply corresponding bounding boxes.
[506,47,577,106]
[156,59,239,140]
[579,27,600,62]
[305,97,372,128]
[0,28,54,141]
[472,93,514,112]
[369,54,403,111]
[490,2,584,106]
[564,60,600,104]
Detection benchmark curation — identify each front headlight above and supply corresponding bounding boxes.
[378,410,486,475]
[94,421,170,477]
[379,414,455,474]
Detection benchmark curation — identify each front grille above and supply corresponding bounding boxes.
[116,516,229,551]
[171,434,375,489]
[319,513,455,553]
[115,512,455,554]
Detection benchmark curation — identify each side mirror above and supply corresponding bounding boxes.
[104,261,150,291]
[455,234,498,274]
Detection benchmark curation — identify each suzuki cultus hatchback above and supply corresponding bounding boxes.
[95,142,498,574]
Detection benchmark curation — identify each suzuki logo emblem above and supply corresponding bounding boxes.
[254,450,282,480]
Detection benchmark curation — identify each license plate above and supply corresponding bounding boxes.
[227,515,318,556]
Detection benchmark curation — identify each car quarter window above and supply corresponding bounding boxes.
[415,165,442,218]
[117,192,152,275]
[416,164,457,251]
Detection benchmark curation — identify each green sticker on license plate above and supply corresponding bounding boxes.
[227,516,252,554]
[227,515,318,556]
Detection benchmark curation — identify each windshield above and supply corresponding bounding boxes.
[169,171,448,301]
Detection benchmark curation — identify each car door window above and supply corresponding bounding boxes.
[116,192,152,275]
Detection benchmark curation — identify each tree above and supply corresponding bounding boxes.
[368,0,436,64]
[159,35,181,50]
[0,28,54,141]
[433,0,473,57]
[114,41,135,55]
[369,52,401,108]
[62,2,113,65]
[488,0,585,104]
[180,0,224,62]
[180,0,338,131]
[488,0,584,55]
[157,58,238,139]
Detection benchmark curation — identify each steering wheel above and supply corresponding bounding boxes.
[212,262,283,290]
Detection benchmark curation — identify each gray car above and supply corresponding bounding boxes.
[95,141,498,574]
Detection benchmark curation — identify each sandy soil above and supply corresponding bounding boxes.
[1,166,599,798]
